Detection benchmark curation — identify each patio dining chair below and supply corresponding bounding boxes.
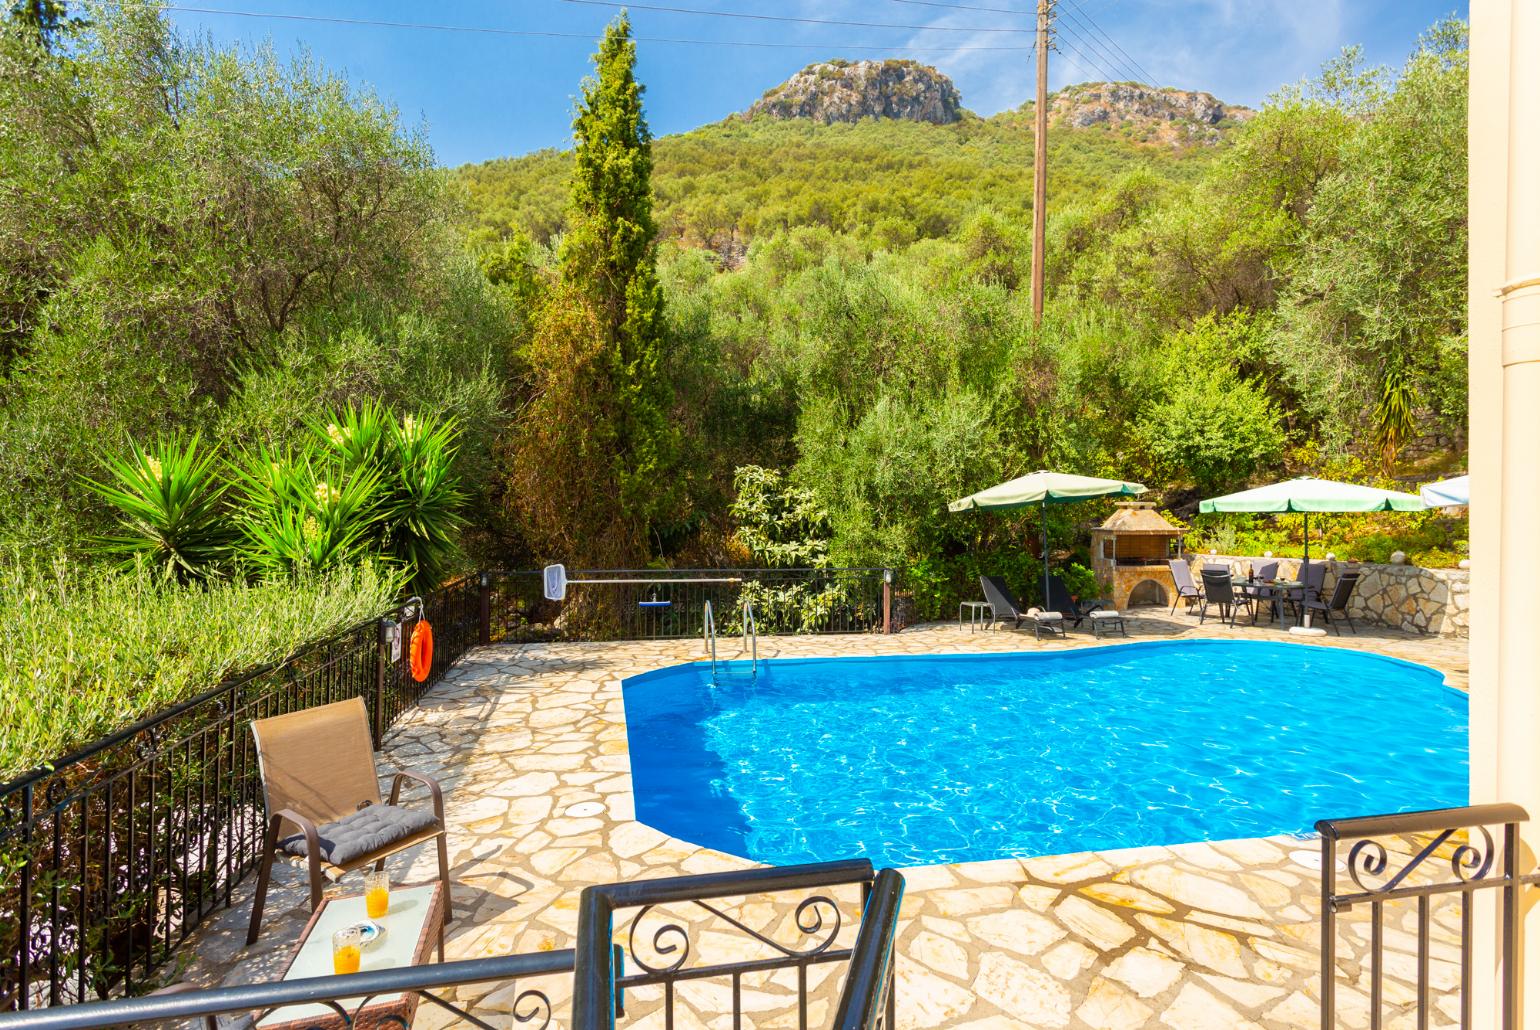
[1198,568,1253,627]
[1284,561,1329,621]
[1167,559,1202,615]
[246,697,451,945]
[1302,569,1363,634]
[1241,559,1281,623]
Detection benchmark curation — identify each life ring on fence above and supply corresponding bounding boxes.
[410,619,434,682]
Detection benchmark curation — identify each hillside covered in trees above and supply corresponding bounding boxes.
[461,24,1470,608]
[459,71,1233,260]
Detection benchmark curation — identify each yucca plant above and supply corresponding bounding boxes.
[84,433,236,581]
[382,412,468,590]
[312,399,392,473]
[233,447,385,576]
[313,404,467,590]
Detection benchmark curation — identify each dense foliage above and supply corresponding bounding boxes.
[0,3,510,562]
[462,109,1211,258]
[0,559,402,779]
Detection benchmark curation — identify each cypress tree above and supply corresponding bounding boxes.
[509,14,676,566]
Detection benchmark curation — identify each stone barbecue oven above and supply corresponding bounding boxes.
[1090,501,1183,610]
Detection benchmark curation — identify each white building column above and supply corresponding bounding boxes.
[1470,0,1540,1024]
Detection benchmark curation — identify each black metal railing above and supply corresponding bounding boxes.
[572,859,903,1030]
[0,862,903,1029]
[0,950,577,1030]
[487,567,894,641]
[0,566,894,1013]
[1318,803,1540,1029]
[831,868,904,1030]
[0,577,480,1013]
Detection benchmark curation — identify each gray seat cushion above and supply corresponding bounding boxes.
[281,803,439,866]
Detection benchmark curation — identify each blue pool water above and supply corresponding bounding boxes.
[622,640,1468,867]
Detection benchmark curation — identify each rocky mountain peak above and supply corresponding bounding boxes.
[747,60,964,125]
[1037,82,1254,146]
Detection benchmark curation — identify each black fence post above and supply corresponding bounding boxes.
[478,572,491,647]
[882,569,893,635]
[373,618,389,749]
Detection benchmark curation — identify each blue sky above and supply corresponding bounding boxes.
[163,0,1468,167]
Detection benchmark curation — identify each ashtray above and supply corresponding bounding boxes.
[345,920,386,949]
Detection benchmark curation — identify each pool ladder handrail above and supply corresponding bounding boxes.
[703,599,718,675]
[742,599,758,675]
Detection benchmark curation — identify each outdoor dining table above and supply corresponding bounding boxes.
[1238,577,1306,627]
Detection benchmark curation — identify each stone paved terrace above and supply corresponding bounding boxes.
[179,611,1469,1029]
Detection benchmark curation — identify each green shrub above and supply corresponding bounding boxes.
[0,559,404,780]
[729,465,831,568]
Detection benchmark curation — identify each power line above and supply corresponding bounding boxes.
[1054,5,1143,82]
[1060,0,1158,85]
[883,0,1035,15]
[1049,19,1127,83]
[883,0,1156,87]
[561,0,1037,35]
[103,2,1038,52]
[1055,11,1143,83]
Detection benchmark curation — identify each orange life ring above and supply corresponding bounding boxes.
[410,619,434,683]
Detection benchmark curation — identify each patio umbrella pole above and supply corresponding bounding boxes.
[1300,512,1312,629]
[1042,498,1050,609]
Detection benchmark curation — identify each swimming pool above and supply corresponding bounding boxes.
[621,640,1468,868]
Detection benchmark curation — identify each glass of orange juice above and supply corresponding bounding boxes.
[365,869,390,920]
[332,926,362,975]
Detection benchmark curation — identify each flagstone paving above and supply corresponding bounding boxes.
[178,612,1468,1028]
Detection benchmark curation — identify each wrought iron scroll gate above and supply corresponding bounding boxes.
[572,860,906,1030]
[1318,803,1540,1029]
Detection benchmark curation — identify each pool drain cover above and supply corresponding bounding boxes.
[565,801,605,818]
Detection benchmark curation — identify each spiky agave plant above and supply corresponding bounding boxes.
[84,433,237,581]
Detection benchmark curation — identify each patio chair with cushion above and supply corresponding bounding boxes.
[1089,609,1128,637]
[1301,569,1363,634]
[1198,568,1253,627]
[1167,559,1202,615]
[246,697,451,945]
[979,576,1065,639]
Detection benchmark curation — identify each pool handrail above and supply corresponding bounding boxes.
[742,598,758,674]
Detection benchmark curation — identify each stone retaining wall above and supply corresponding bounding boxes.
[1183,554,1469,639]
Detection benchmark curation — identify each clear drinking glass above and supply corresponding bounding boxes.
[365,869,390,919]
[332,926,362,974]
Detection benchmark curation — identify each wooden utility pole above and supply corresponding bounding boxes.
[1029,0,1052,326]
